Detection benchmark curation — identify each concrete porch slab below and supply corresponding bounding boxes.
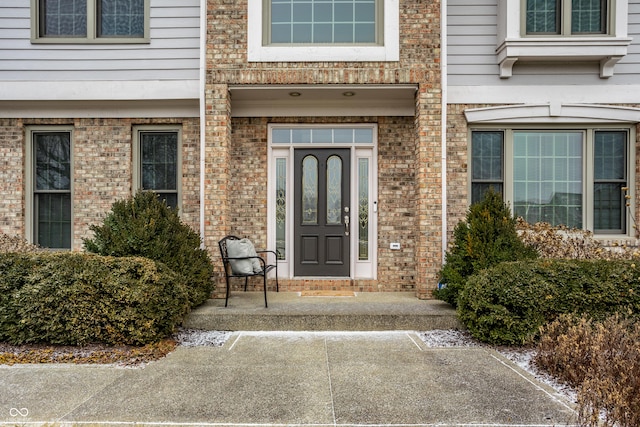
[183,292,462,331]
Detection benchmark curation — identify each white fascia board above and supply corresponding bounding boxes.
[0,80,200,101]
[449,85,640,106]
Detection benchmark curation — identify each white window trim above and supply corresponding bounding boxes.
[247,0,399,62]
[133,125,183,212]
[25,126,75,249]
[267,124,378,279]
[30,0,151,44]
[465,104,640,240]
[496,0,631,78]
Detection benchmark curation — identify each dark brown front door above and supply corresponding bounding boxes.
[294,149,351,276]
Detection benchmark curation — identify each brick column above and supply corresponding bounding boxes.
[203,84,232,296]
[0,119,25,238]
[414,82,443,299]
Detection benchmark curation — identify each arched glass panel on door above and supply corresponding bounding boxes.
[302,155,318,224]
[326,155,342,225]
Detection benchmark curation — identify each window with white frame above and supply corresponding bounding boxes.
[134,127,181,210]
[28,129,73,249]
[496,0,631,78]
[248,0,399,62]
[267,0,381,45]
[471,127,632,235]
[31,0,149,43]
[525,0,608,35]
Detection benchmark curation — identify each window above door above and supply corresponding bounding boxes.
[31,0,150,44]
[496,0,631,78]
[247,0,399,62]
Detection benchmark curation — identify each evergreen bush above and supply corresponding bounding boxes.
[457,259,640,345]
[0,252,189,345]
[435,189,538,307]
[84,191,214,307]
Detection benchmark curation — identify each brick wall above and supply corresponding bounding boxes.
[225,116,419,292]
[204,0,443,296]
[0,119,25,236]
[0,117,200,249]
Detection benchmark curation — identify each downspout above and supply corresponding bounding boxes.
[199,0,207,243]
[440,0,448,264]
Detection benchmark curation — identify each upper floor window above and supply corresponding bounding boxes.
[248,0,399,62]
[31,0,150,44]
[525,0,607,35]
[496,0,630,78]
[267,0,381,45]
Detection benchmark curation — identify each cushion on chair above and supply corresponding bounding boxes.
[226,238,262,274]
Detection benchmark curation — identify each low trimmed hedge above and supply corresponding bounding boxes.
[0,252,190,346]
[458,259,640,345]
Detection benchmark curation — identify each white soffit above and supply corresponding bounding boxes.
[229,85,418,117]
[465,103,640,124]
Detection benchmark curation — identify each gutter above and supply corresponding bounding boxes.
[441,0,448,263]
[199,0,207,244]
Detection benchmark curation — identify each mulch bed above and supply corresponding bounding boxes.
[0,339,177,367]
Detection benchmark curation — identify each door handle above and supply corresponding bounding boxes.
[344,215,350,236]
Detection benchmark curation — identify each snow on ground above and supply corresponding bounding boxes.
[172,329,232,347]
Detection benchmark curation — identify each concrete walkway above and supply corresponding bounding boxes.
[1,331,577,427]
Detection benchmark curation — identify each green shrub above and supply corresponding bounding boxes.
[84,191,214,307]
[435,189,538,307]
[458,259,640,345]
[0,252,189,345]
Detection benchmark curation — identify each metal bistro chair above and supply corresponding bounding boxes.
[218,235,279,308]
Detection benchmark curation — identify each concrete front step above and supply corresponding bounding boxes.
[183,291,462,331]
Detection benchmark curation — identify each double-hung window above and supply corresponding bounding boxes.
[28,129,73,249]
[525,0,608,35]
[134,127,181,210]
[471,127,632,235]
[248,0,399,62]
[32,0,149,43]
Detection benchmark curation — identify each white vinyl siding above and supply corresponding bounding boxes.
[0,0,199,82]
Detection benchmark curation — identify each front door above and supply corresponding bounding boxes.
[294,149,350,276]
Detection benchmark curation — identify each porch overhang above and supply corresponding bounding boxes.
[228,84,418,117]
